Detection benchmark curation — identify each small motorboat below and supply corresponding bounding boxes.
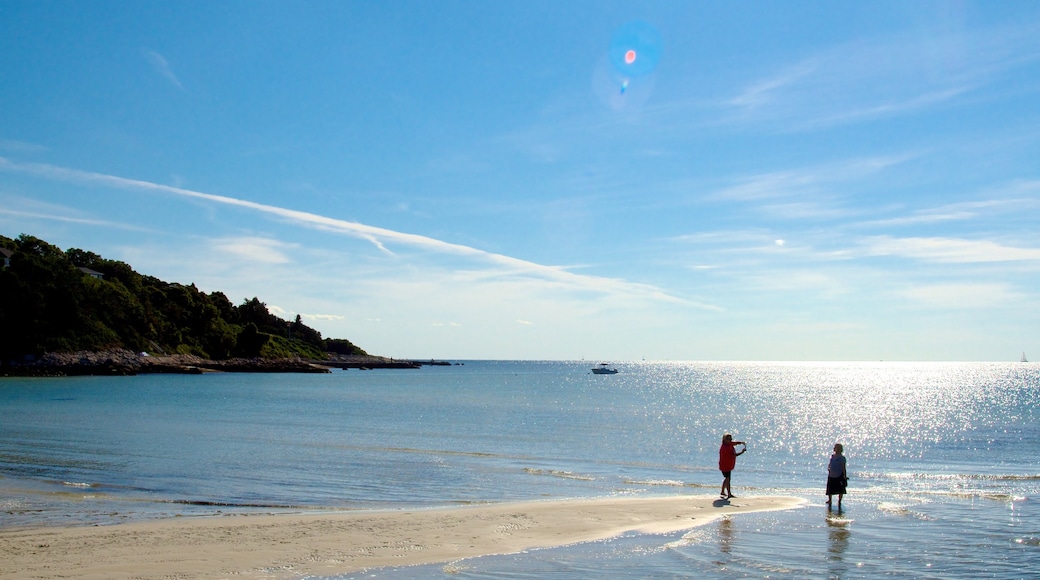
[591,363,618,375]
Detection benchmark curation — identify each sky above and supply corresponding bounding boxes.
[1,1,1039,361]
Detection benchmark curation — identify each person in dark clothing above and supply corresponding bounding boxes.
[719,433,746,499]
[826,443,848,509]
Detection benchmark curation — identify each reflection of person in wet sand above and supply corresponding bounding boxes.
[827,515,850,557]
[719,433,746,499]
[826,513,851,578]
[826,443,847,509]
[718,516,734,554]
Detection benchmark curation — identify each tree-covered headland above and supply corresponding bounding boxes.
[0,234,367,362]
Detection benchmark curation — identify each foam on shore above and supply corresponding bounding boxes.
[0,494,804,579]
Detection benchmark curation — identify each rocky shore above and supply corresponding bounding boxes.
[0,350,457,376]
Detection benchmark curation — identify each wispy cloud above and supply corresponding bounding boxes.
[740,268,854,299]
[862,236,1040,263]
[857,197,1035,228]
[896,282,1025,309]
[0,204,152,232]
[143,49,183,89]
[0,157,705,308]
[212,236,293,264]
[722,20,1040,130]
[801,87,972,129]
[0,138,47,154]
[727,60,819,110]
[676,228,1040,267]
[302,313,345,321]
[707,154,911,204]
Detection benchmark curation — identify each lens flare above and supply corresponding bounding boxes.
[595,21,662,110]
[609,21,662,77]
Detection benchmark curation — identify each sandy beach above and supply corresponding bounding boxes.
[0,495,802,579]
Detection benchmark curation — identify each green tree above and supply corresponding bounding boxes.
[234,323,269,358]
[0,233,357,362]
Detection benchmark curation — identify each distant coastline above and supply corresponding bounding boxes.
[0,348,451,377]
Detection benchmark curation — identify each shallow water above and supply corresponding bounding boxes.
[2,361,1038,577]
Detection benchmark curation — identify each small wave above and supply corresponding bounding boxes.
[623,479,687,487]
[334,444,510,459]
[522,468,596,481]
[877,502,910,515]
[622,478,715,489]
[666,528,711,549]
[159,499,313,509]
[441,561,471,574]
[872,471,1040,482]
[877,502,934,520]
[62,481,98,488]
[905,489,1021,503]
[381,446,502,458]
[826,514,854,525]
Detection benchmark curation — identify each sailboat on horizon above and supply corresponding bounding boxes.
[1022,352,1029,363]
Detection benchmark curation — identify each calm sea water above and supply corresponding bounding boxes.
[2,361,1038,578]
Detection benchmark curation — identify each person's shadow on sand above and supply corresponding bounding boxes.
[712,498,731,507]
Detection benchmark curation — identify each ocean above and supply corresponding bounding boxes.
[1,361,1038,578]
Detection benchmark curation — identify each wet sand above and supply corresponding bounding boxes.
[0,494,803,579]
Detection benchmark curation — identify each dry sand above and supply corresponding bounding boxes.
[0,495,803,579]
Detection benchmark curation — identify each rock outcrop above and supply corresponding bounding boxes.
[1,349,332,376]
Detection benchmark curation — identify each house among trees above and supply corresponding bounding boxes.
[77,266,104,280]
[0,245,106,280]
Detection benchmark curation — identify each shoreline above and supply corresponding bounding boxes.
[0,494,804,579]
[0,350,453,377]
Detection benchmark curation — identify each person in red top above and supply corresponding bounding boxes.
[718,433,746,499]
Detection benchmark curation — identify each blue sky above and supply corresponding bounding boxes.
[2,1,1039,361]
